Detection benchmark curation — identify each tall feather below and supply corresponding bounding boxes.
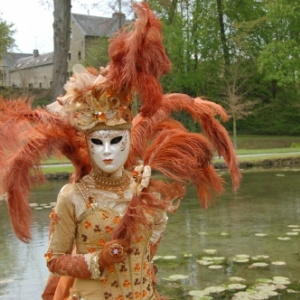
[142,128,224,208]
[129,94,241,191]
[106,2,171,117]
[0,97,90,242]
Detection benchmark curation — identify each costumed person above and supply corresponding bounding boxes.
[0,2,241,300]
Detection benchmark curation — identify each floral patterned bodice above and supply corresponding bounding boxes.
[46,173,167,300]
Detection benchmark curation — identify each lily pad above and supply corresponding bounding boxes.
[286,289,300,294]
[255,283,277,291]
[272,276,291,285]
[203,285,226,294]
[235,254,250,259]
[166,274,189,281]
[233,258,249,263]
[227,283,247,290]
[182,253,193,258]
[229,277,246,283]
[211,256,225,264]
[251,255,269,261]
[208,265,223,270]
[197,260,213,266]
[201,256,214,261]
[255,233,268,237]
[249,262,268,268]
[232,291,265,300]
[220,232,229,236]
[271,261,286,266]
[277,237,291,241]
[188,290,209,297]
[204,249,217,254]
[162,255,177,260]
[286,232,298,235]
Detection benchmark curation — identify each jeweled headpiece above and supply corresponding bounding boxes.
[52,65,133,131]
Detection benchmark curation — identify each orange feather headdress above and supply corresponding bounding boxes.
[0,1,241,243]
[47,2,171,132]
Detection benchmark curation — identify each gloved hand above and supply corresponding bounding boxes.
[98,239,130,269]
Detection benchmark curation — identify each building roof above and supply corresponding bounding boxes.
[72,12,128,37]
[10,51,53,71]
[1,53,32,69]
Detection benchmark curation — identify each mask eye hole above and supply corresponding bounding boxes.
[91,138,103,145]
[111,136,122,145]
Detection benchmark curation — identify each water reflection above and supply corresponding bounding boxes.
[0,170,299,299]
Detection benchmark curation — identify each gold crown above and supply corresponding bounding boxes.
[51,64,133,132]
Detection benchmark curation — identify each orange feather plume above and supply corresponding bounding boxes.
[128,94,241,199]
[106,2,171,117]
[0,97,90,242]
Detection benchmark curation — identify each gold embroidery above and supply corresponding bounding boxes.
[90,251,101,279]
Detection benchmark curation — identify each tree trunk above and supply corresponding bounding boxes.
[216,0,230,67]
[50,0,71,101]
[233,116,237,149]
[167,0,178,25]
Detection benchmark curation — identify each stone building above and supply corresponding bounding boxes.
[0,52,32,87]
[9,50,53,89]
[0,12,127,89]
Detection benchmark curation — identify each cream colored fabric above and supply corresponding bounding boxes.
[130,165,152,196]
[46,173,167,300]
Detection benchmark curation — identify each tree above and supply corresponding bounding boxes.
[0,17,15,54]
[257,0,300,87]
[220,62,259,148]
[50,0,71,101]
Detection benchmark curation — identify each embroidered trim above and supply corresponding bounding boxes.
[76,180,98,209]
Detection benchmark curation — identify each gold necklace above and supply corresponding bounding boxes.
[92,170,131,195]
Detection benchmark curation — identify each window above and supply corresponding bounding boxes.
[78,51,82,60]
[68,53,71,60]
[39,82,42,88]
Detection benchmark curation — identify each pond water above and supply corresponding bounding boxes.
[0,169,299,299]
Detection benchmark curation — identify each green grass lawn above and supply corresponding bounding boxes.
[41,165,74,174]
[234,135,300,149]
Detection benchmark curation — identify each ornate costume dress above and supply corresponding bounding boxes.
[46,171,167,300]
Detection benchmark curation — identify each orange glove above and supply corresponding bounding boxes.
[98,239,130,270]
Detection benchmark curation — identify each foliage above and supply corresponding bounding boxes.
[0,17,15,54]
[145,0,300,135]
[30,0,300,135]
[84,37,109,68]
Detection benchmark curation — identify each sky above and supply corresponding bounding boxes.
[0,0,117,54]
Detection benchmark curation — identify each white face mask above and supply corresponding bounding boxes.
[86,130,131,174]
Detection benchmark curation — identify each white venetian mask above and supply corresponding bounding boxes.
[87,129,131,174]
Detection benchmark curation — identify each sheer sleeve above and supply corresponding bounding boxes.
[45,184,101,279]
[149,209,168,259]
